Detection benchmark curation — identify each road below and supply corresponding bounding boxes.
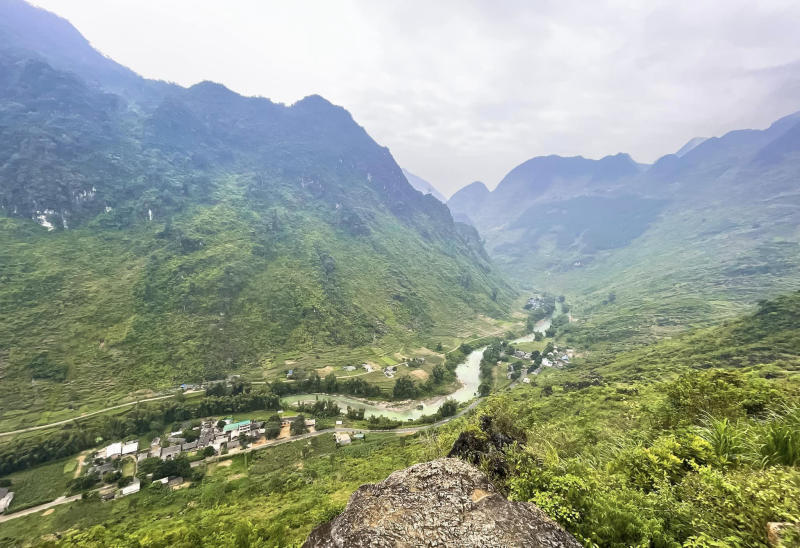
[0,391,203,438]
[0,495,82,524]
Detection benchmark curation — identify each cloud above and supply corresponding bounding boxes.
[30,0,800,196]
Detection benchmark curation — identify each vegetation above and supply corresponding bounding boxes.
[0,292,798,546]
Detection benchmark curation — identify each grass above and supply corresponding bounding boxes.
[3,457,73,511]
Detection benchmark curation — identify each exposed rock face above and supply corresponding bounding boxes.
[303,458,581,548]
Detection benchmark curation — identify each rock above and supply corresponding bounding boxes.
[303,458,581,548]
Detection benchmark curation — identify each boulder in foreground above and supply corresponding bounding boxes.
[304,457,581,547]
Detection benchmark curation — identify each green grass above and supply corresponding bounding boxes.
[3,457,74,511]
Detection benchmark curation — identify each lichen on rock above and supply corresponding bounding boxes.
[303,458,581,548]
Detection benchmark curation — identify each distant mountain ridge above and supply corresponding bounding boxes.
[451,110,800,344]
[401,168,447,203]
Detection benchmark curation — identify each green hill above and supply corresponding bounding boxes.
[0,1,514,428]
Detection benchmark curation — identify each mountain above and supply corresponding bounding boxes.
[0,0,514,425]
[674,136,707,157]
[458,113,800,346]
[446,181,490,226]
[401,168,447,203]
[448,154,643,231]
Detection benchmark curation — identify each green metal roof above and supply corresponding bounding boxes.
[222,420,251,432]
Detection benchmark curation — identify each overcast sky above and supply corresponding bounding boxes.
[30,0,800,197]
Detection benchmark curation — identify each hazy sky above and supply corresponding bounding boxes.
[30,0,800,196]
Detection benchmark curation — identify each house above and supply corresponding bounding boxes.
[150,437,161,447]
[168,476,184,487]
[228,438,239,449]
[286,369,294,378]
[352,432,365,440]
[100,492,116,502]
[167,437,186,445]
[160,445,181,461]
[304,418,316,427]
[91,462,114,476]
[335,420,343,425]
[137,451,150,463]
[561,354,570,362]
[120,479,140,496]
[149,446,162,459]
[361,363,373,372]
[522,377,531,384]
[344,365,356,372]
[104,442,122,459]
[0,488,14,513]
[513,350,532,360]
[121,441,139,455]
[223,420,251,435]
[281,416,297,426]
[541,358,553,367]
[182,440,198,452]
[334,432,351,445]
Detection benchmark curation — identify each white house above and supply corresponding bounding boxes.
[522,377,531,384]
[121,441,139,455]
[334,432,351,445]
[104,442,122,458]
[0,488,14,512]
[120,479,140,496]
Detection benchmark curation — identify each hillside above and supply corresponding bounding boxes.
[450,113,800,347]
[0,1,514,428]
[0,291,797,546]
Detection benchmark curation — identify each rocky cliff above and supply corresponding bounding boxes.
[303,458,581,547]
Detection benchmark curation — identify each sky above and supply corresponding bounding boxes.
[29,0,800,197]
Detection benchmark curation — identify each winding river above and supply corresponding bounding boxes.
[283,317,551,421]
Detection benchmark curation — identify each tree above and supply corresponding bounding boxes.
[202,446,216,457]
[216,419,226,430]
[264,422,281,439]
[438,399,458,418]
[393,377,418,399]
[238,433,249,449]
[323,372,338,393]
[478,382,491,397]
[534,332,544,341]
[432,365,446,383]
[435,342,443,352]
[291,414,307,436]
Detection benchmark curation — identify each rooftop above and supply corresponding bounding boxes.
[223,419,251,432]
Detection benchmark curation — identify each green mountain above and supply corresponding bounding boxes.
[0,0,513,423]
[450,115,800,346]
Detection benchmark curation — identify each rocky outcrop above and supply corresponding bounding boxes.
[303,458,581,548]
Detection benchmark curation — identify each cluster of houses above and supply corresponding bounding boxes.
[508,345,574,382]
[524,295,548,310]
[91,418,267,472]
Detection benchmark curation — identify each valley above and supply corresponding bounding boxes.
[0,1,799,546]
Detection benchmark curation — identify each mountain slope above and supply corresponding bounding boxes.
[458,113,800,346]
[401,168,447,203]
[0,1,514,426]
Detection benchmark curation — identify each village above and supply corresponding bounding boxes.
[79,414,366,502]
[507,343,574,382]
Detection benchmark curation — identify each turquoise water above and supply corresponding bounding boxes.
[282,346,487,421]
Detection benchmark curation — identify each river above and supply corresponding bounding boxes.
[282,316,550,421]
[282,346,486,421]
